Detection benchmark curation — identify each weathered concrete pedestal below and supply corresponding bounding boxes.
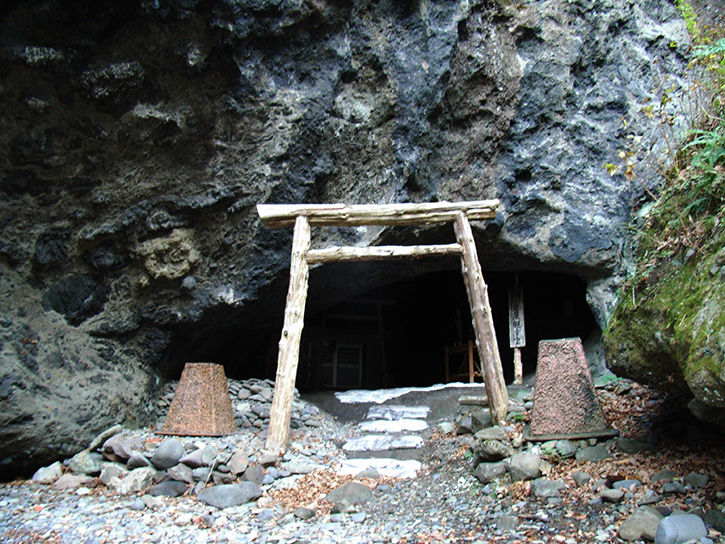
[159,362,237,436]
[527,338,616,441]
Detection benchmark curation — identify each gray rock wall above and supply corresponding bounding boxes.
[0,0,690,472]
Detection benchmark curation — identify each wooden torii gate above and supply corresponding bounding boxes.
[257,201,510,453]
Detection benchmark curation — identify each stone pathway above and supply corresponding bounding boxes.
[339,404,429,478]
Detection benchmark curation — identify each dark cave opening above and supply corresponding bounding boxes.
[163,268,600,391]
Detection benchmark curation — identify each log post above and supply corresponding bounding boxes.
[266,216,311,453]
[454,212,509,425]
[513,348,523,385]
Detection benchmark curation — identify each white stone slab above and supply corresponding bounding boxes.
[338,458,422,479]
[358,419,428,433]
[335,382,483,404]
[366,405,430,421]
[342,434,423,452]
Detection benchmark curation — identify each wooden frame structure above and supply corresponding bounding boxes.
[257,201,509,453]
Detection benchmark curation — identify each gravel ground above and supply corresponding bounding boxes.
[1,381,724,544]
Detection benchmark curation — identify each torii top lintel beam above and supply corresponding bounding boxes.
[256,200,499,229]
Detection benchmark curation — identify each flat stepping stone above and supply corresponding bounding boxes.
[366,405,430,421]
[359,419,428,433]
[343,434,423,453]
[338,458,422,479]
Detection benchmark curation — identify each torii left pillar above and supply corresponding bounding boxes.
[266,216,310,453]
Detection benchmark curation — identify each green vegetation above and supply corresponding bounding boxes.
[603,5,724,409]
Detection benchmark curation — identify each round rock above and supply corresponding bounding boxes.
[151,438,186,469]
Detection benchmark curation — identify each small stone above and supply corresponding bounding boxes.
[109,466,156,495]
[100,463,128,486]
[356,468,380,479]
[601,488,625,502]
[228,450,249,475]
[617,437,657,454]
[67,450,104,475]
[53,473,93,490]
[350,512,367,523]
[684,472,709,489]
[554,440,578,459]
[703,509,725,532]
[167,463,194,484]
[242,464,264,485]
[88,424,124,451]
[437,422,456,434]
[474,426,509,441]
[326,481,374,505]
[294,507,315,520]
[148,480,188,497]
[141,494,164,509]
[508,450,542,482]
[181,275,196,290]
[192,467,210,481]
[127,452,151,469]
[179,448,204,468]
[474,461,507,483]
[471,409,493,432]
[654,514,706,544]
[201,445,219,466]
[32,461,63,484]
[257,451,277,467]
[103,433,141,461]
[531,478,566,498]
[662,482,687,494]
[196,481,262,509]
[572,471,591,487]
[619,506,663,541]
[477,439,515,461]
[496,515,519,531]
[651,469,677,483]
[130,498,146,511]
[212,471,235,485]
[151,438,185,469]
[575,445,611,463]
[613,479,642,490]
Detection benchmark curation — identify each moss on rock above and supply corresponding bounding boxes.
[603,227,725,410]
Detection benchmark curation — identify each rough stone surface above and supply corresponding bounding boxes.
[148,480,188,497]
[0,0,692,472]
[530,338,609,437]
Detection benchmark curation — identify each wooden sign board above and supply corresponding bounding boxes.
[508,286,525,348]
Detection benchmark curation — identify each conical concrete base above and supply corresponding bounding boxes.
[528,338,615,440]
[159,362,237,436]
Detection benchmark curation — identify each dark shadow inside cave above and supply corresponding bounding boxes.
[162,267,599,391]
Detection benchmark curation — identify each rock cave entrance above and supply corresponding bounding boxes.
[295,269,599,391]
[162,268,599,392]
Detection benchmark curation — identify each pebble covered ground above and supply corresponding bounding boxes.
[1,378,724,544]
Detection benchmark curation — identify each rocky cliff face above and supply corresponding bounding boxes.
[0,0,691,473]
